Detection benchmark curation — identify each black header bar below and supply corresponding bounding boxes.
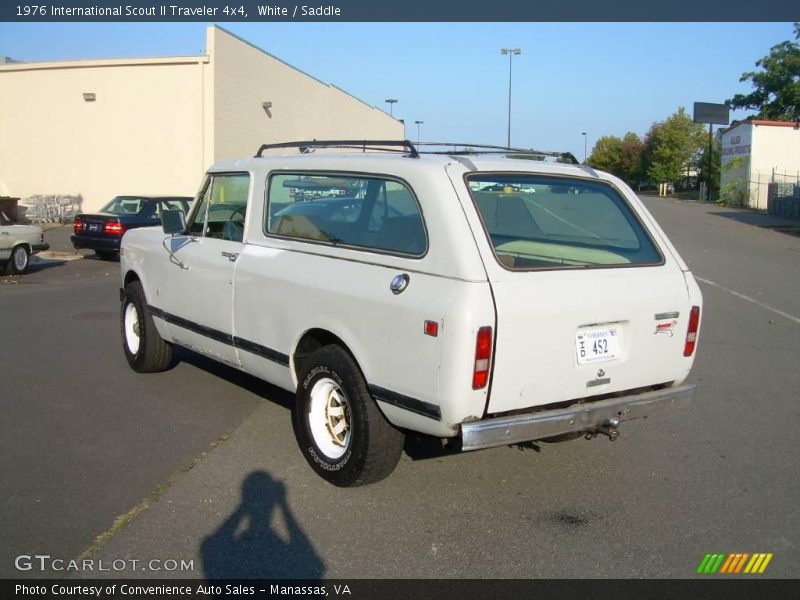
[2,0,799,22]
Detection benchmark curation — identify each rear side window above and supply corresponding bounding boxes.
[466,175,662,270]
[101,197,145,215]
[266,173,427,256]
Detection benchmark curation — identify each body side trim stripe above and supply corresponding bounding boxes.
[147,305,290,367]
[369,384,441,420]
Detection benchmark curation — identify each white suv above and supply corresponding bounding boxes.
[119,141,702,486]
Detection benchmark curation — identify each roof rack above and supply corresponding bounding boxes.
[253,139,579,165]
[416,142,579,164]
[255,140,419,158]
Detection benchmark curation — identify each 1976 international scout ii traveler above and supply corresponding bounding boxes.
[119,140,702,486]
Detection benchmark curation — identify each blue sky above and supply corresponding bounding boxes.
[0,22,794,159]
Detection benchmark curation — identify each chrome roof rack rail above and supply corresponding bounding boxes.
[415,142,579,164]
[255,140,420,158]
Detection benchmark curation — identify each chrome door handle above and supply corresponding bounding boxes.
[221,251,239,262]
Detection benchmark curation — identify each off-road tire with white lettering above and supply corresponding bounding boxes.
[121,280,173,373]
[293,345,404,487]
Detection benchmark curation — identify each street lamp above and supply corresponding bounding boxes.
[501,48,521,148]
[385,98,397,117]
[414,120,424,144]
[582,132,587,164]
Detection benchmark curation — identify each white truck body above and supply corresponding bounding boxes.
[120,146,701,485]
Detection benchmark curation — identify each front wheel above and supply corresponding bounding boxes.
[5,245,30,275]
[293,345,404,486]
[121,280,173,372]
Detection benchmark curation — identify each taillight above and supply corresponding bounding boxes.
[104,220,125,235]
[683,306,700,357]
[472,326,493,389]
[73,217,83,233]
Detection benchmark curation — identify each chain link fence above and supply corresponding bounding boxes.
[767,172,800,220]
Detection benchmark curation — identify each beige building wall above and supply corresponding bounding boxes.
[0,26,402,213]
[210,27,403,162]
[0,57,210,212]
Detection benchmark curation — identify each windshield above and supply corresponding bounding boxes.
[101,197,145,216]
[466,174,662,270]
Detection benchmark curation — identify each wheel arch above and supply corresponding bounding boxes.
[292,328,366,387]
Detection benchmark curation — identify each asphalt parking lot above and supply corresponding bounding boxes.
[2,197,799,580]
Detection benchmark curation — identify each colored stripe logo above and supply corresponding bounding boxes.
[697,553,773,574]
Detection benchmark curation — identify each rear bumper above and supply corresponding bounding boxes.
[32,243,50,254]
[460,384,695,451]
[71,234,120,252]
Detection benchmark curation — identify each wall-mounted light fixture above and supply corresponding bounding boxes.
[262,101,272,118]
[82,93,96,102]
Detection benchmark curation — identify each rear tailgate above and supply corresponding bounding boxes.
[450,168,700,416]
[487,266,694,414]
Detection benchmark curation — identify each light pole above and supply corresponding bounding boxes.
[582,132,587,164]
[414,120,423,144]
[385,98,397,117]
[501,48,521,148]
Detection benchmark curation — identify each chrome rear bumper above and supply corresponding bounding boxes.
[461,384,695,451]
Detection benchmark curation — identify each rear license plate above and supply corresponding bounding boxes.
[88,223,100,232]
[576,326,621,365]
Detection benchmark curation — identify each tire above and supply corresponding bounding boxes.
[5,245,30,275]
[121,280,173,373]
[293,345,404,487]
[96,250,118,261]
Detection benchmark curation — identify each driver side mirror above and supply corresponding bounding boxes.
[161,210,187,235]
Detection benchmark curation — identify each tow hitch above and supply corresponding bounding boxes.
[584,417,621,441]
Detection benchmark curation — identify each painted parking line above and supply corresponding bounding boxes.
[695,276,800,327]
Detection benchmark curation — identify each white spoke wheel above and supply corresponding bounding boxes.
[293,345,404,487]
[308,378,352,459]
[124,302,142,355]
[5,245,29,275]
[120,280,173,373]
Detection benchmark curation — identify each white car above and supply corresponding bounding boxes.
[120,140,702,486]
[0,211,49,275]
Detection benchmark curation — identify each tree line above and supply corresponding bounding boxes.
[587,23,799,194]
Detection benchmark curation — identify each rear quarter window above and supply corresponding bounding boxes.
[266,172,427,257]
[466,175,662,270]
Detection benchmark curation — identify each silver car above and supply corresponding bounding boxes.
[0,211,49,275]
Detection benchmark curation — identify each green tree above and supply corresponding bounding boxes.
[727,23,800,120]
[587,135,624,174]
[697,137,721,195]
[644,107,706,184]
[618,132,645,186]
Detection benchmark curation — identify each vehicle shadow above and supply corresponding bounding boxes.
[708,209,800,237]
[201,470,325,579]
[175,347,294,411]
[26,256,69,273]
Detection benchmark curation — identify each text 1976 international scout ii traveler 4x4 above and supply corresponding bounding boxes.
[119,141,702,486]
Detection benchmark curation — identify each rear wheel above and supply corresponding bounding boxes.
[293,345,404,486]
[121,280,173,372]
[5,245,29,275]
